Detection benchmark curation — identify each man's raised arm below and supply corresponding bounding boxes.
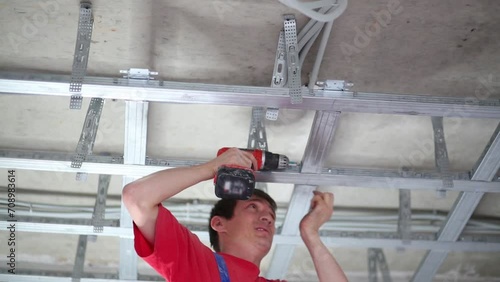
[122,148,258,245]
[300,191,348,282]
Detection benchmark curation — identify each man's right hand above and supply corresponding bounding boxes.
[204,147,259,176]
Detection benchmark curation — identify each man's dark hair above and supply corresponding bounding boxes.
[209,189,277,252]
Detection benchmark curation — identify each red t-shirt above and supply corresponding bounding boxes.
[133,205,285,282]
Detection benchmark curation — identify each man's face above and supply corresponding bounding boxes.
[224,195,276,253]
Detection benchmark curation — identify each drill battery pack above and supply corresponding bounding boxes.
[214,165,255,200]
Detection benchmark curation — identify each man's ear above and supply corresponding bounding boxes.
[210,216,227,233]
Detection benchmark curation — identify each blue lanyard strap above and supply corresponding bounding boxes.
[214,253,231,282]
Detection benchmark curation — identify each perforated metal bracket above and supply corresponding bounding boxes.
[431,117,453,197]
[72,235,88,282]
[69,1,94,110]
[92,174,110,233]
[267,30,288,120]
[248,107,269,151]
[248,107,269,191]
[272,31,287,88]
[265,108,279,121]
[71,97,104,169]
[283,15,302,104]
[368,248,393,282]
[398,189,411,244]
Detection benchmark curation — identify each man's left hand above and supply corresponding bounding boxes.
[299,191,334,239]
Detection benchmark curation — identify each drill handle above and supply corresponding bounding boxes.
[217,147,264,170]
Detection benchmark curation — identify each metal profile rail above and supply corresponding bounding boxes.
[119,101,149,280]
[267,110,341,278]
[1,149,499,192]
[411,122,500,282]
[1,221,499,252]
[1,72,500,118]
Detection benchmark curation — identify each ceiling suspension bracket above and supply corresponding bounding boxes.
[69,1,94,109]
[71,235,88,282]
[284,15,303,104]
[368,248,392,282]
[266,30,288,121]
[431,117,453,198]
[91,174,111,233]
[248,107,269,151]
[398,189,412,244]
[71,97,104,170]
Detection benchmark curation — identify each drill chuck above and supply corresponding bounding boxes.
[262,151,289,170]
[278,154,289,170]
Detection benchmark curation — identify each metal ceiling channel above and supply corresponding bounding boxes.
[119,101,149,280]
[2,221,499,252]
[411,122,500,282]
[1,73,500,118]
[1,2,499,281]
[1,150,499,192]
[267,111,341,279]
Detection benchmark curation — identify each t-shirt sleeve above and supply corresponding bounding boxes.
[133,204,214,279]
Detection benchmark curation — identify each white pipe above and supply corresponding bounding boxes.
[308,19,334,91]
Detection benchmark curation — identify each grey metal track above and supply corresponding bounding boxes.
[267,111,341,278]
[411,123,500,282]
[1,72,499,118]
[119,101,148,280]
[1,149,499,193]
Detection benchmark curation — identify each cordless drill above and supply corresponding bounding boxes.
[214,147,289,199]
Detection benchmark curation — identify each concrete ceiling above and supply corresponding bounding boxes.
[0,0,499,281]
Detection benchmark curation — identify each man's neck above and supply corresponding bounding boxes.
[220,242,265,267]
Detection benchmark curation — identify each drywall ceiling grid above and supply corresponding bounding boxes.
[411,123,500,282]
[1,1,500,281]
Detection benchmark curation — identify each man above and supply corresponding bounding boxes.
[123,148,347,281]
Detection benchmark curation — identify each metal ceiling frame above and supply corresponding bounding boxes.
[1,221,500,252]
[1,81,499,280]
[1,149,499,193]
[118,101,148,280]
[267,110,341,278]
[411,122,500,282]
[1,2,500,281]
[1,72,500,118]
